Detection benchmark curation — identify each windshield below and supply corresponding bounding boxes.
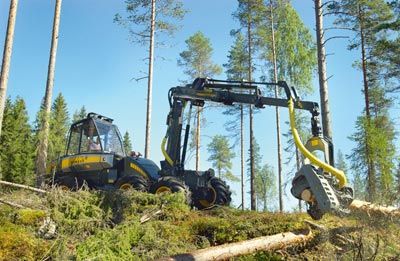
[95,120,125,156]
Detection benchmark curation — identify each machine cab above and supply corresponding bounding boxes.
[66,113,125,157]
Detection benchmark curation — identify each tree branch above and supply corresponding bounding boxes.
[323,36,349,46]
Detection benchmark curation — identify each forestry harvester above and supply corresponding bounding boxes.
[50,78,353,219]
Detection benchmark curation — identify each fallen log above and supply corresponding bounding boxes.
[158,229,313,261]
[349,199,400,219]
[0,198,26,208]
[0,180,47,194]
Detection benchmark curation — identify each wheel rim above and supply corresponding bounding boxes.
[155,186,172,194]
[120,183,133,190]
[199,187,217,208]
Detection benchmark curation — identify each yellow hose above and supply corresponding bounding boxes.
[288,98,347,188]
[161,136,174,166]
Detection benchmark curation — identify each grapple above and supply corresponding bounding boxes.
[287,98,354,220]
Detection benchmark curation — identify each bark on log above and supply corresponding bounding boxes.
[0,180,47,194]
[159,229,313,261]
[349,199,400,219]
[0,198,25,208]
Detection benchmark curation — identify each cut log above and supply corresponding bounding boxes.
[349,199,400,219]
[0,180,47,194]
[158,229,313,261]
[0,198,25,208]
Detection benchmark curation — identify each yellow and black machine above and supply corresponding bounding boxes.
[159,78,353,218]
[53,78,353,218]
[51,113,161,191]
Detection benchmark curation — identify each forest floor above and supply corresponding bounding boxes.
[0,188,399,260]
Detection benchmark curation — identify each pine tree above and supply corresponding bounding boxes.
[207,135,238,182]
[223,32,249,210]
[0,0,18,139]
[36,0,63,187]
[48,93,69,162]
[178,31,222,171]
[123,131,133,154]
[115,0,186,159]
[330,0,395,202]
[234,0,265,211]
[258,0,316,212]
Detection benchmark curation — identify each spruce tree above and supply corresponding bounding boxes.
[72,106,87,122]
[0,97,34,185]
[0,98,13,181]
[123,131,133,154]
[49,93,69,162]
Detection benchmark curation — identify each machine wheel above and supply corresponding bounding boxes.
[115,174,148,192]
[150,176,191,203]
[193,177,232,210]
[54,175,79,191]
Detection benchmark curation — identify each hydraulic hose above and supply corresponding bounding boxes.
[288,98,347,188]
[161,135,174,166]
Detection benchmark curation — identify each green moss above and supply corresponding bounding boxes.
[15,209,46,226]
[0,222,49,260]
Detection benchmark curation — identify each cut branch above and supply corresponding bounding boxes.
[158,229,313,261]
[0,180,47,194]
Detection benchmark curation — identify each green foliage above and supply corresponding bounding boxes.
[178,31,222,79]
[349,113,397,203]
[48,93,69,162]
[207,135,238,182]
[247,137,262,180]
[258,1,316,92]
[123,131,133,154]
[114,0,187,45]
[0,97,35,185]
[223,32,248,146]
[72,106,87,122]
[255,164,277,211]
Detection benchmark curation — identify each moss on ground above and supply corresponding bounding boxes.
[0,189,399,260]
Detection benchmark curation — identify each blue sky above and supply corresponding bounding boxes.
[1,0,395,210]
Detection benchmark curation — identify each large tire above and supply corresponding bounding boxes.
[115,174,148,192]
[54,175,79,191]
[193,177,232,210]
[150,176,191,203]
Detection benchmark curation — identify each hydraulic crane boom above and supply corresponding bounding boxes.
[161,78,353,218]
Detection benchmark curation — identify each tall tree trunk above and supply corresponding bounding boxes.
[0,0,18,139]
[269,0,283,213]
[36,0,62,187]
[144,0,156,159]
[195,107,201,171]
[358,4,374,202]
[314,0,333,140]
[247,20,256,211]
[240,105,245,210]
